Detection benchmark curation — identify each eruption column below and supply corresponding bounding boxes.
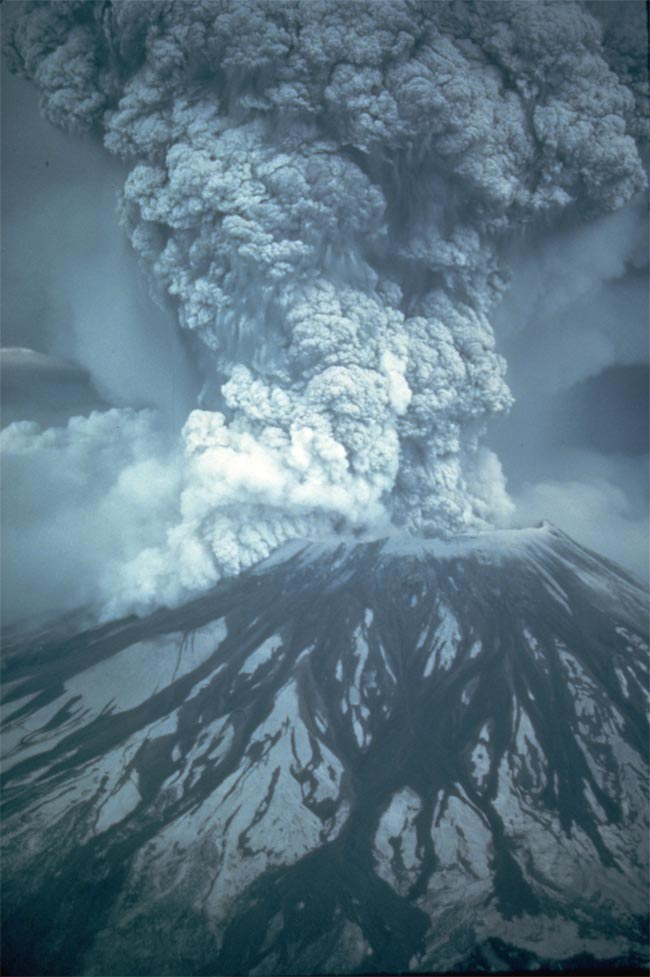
[5,0,646,616]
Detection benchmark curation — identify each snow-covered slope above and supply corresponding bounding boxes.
[1,524,648,975]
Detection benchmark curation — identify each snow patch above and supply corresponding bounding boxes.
[469,640,481,660]
[431,793,491,881]
[378,644,396,683]
[241,634,283,677]
[424,605,461,676]
[67,619,228,717]
[615,667,629,699]
[373,787,423,896]
[470,724,491,788]
[95,774,141,833]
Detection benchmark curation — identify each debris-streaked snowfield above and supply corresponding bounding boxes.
[2,525,648,974]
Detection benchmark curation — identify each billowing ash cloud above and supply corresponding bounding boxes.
[4,0,647,617]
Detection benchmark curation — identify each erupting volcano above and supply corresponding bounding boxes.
[1,2,648,974]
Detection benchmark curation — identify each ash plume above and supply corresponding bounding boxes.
[4,0,647,618]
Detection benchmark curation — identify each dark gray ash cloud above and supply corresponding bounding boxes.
[1,0,648,620]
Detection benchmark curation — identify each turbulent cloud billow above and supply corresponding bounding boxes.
[4,0,647,618]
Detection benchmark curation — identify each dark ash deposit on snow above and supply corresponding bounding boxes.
[2,525,649,975]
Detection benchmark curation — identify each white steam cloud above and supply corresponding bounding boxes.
[3,0,647,619]
[1,410,179,623]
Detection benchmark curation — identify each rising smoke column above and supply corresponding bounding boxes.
[5,0,647,616]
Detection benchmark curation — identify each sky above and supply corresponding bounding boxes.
[487,195,650,581]
[1,0,648,627]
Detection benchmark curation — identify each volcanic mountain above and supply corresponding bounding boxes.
[1,524,648,976]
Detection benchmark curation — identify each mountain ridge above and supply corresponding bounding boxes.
[1,525,648,976]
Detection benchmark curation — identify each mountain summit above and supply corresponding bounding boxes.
[2,525,648,976]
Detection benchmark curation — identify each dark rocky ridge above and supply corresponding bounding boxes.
[1,524,648,975]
